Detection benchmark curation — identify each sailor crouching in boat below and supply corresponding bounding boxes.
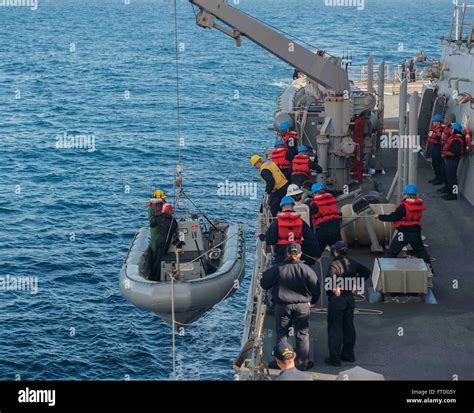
[260,243,320,372]
[257,196,321,265]
[149,203,178,281]
[251,154,289,218]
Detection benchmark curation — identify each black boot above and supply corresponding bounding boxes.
[324,357,341,367]
[437,186,449,193]
[442,193,458,201]
[428,178,437,183]
[431,179,444,185]
[297,360,314,371]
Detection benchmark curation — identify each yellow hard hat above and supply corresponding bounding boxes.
[153,189,165,199]
[250,155,262,166]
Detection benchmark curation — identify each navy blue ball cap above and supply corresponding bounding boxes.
[331,240,348,252]
[272,342,295,361]
[287,243,302,255]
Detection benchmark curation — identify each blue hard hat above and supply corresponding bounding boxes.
[452,122,463,132]
[274,139,284,147]
[298,145,310,153]
[279,121,292,131]
[403,184,417,195]
[311,182,326,193]
[433,114,443,122]
[280,196,296,207]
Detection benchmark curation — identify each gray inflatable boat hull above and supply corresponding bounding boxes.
[119,224,245,325]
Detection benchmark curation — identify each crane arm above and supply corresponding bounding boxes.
[188,0,349,94]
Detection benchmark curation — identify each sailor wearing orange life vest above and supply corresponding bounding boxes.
[375,184,431,265]
[258,196,321,264]
[278,121,298,160]
[309,183,342,253]
[441,123,466,201]
[271,139,292,181]
[427,114,445,185]
[251,154,289,217]
[291,145,323,187]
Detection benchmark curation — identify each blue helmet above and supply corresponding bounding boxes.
[298,145,310,153]
[312,182,326,193]
[279,121,292,131]
[433,114,443,122]
[280,196,296,207]
[452,122,463,133]
[403,184,417,195]
[274,139,284,147]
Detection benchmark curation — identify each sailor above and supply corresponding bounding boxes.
[427,114,445,186]
[401,58,410,80]
[375,184,431,265]
[441,123,466,201]
[437,114,456,194]
[409,57,417,82]
[291,145,323,187]
[309,183,342,253]
[278,121,298,160]
[301,180,314,205]
[286,184,311,225]
[271,139,292,180]
[150,203,178,281]
[271,342,312,381]
[260,243,320,371]
[259,196,321,264]
[325,241,371,367]
[147,189,166,256]
[251,154,289,217]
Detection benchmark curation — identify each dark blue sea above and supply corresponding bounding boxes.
[0,0,452,380]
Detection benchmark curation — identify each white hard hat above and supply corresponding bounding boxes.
[286,184,304,197]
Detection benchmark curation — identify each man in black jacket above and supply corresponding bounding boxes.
[260,243,320,371]
[325,241,371,367]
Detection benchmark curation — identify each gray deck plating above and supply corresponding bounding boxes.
[263,148,474,380]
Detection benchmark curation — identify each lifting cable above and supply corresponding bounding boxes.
[170,0,182,381]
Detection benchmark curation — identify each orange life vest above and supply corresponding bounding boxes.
[283,131,298,149]
[310,193,340,226]
[427,125,443,145]
[271,147,291,170]
[465,128,472,154]
[440,125,452,146]
[277,212,303,245]
[394,198,426,229]
[146,199,165,216]
[291,154,311,177]
[442,133,466,158]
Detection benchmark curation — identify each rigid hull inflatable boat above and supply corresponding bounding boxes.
[120,217,245,325]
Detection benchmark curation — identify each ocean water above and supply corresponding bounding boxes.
[0,0,453,380]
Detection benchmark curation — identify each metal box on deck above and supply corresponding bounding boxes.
[372,258,432,294]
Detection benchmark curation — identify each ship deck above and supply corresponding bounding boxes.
[262,147,474,380]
